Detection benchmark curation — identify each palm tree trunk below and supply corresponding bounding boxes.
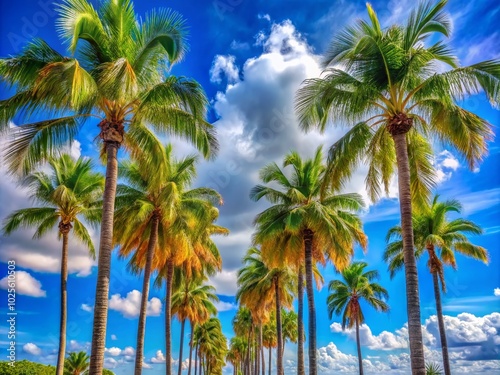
[303,229,317,375]
[355,318,363,375]
[194,342,198,375]
[275,276,284,375]
[255,327,260,375]
[432,271,451,375]
[56,228,70,375]
[178,319,186,375]
[392,131,425,374]
[165,261,174,375]
[188,322,195,375]
[260,325,265,375]
[268,347,271,375]
[297,267,305,375]
[90,142,120,375]
[135,215,159,375]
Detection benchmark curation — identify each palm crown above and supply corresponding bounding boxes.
[295,0,498,207]
[0,0,217,175]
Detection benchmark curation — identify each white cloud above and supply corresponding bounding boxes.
[104,357,118,369]
[495,288,500,297]
[81,303,93,312]
[434,150,460,184]
[122,346,135,356]
[210,55,240,84]
[142,362,152,369]
[214,300,238,312]
[23,343,42,356]
[209,270,239,296]
[258,13,271,21]
[106,347,122,357]
[330,322,409,350]
[108,290,162,318]
[111,334,117,340]
[150,350,166,363]
[0,271,46,297]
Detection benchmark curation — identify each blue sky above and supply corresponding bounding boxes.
[0,0,499,374]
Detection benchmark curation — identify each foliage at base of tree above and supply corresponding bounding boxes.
[0,360,115,375]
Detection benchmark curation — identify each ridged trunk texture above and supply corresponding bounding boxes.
[304,229,317,375]
[165,261,174,375]
[268,347,271,375]
[56,225,71,375]
[194,342,198,375]
[255,326,260,375]
[275,276,284,375]
[392,130,425,374]
[89,141,119,374]
[178,319,186,375]
[135,215,160,375]
[431,268,451,375]
[260,325,265,375]
[297,267,305,375]
[355,319,364,375]
[188,322,194,375]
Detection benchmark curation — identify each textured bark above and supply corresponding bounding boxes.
[268,347,271,375]
[432,269,451,375]
[297,267,305,375]
[178,319,186,375]
[56,225,71,375]
[165,261,174,375]
[304,229,317,375]
[392,131,425,374]
[89,142,119,375]
[194,342,198,375]
[260,325,265,375]
[135,215,160,375]
[275,276,284,375]
[255,326,260,375]
[355,319,364,375]
[188,322,194,375]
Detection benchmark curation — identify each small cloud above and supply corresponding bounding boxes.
[214,300,238,312]
[230,40,250,50]
[81,304,93,312]
[111,334,117,340]
[258,13,271,21]
[23,343,42,356]
[105,347,122,357]
[494,288,500,297]
[108,290,162,319]
[0,271,46,297]
[142,362,152,369]
[151,350,166,363]
[210,55,240,84]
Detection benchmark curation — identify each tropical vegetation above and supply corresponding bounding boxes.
[385,196,488,375]
[295,1,499,372]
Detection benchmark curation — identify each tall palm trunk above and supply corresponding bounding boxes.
[391,130,425,374]
[260,325,265,375]
[165,261,174,375]
[268,347,271,375]
[297,267,305,375]
[178,319,186,375]
[430,265,450,375]
[303,229,316,375]
[255,327,260,375]
[274,276,284,375]
[90,141,120,374]
[194,342,198,375]
[135,215,160,375]
[56,224,71,375]
[188,322,195,375]
[355,318,363,375]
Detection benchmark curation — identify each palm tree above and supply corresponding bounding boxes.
[193,318,227,375]
[2,155,103,375]
[237,247,295,375]
[426,362,443,375]
[251,147,367,375]
[0,2,217,371]
[172,278,218,375]
[295,2,499,372]
[384,196,488,375]
[327,262,389,375]
[153,199,225,375]
[64,351,89,375]
[262,319,277,375]
[227,336,247,375]
[281,309,298,359]
[113,143,215,375]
